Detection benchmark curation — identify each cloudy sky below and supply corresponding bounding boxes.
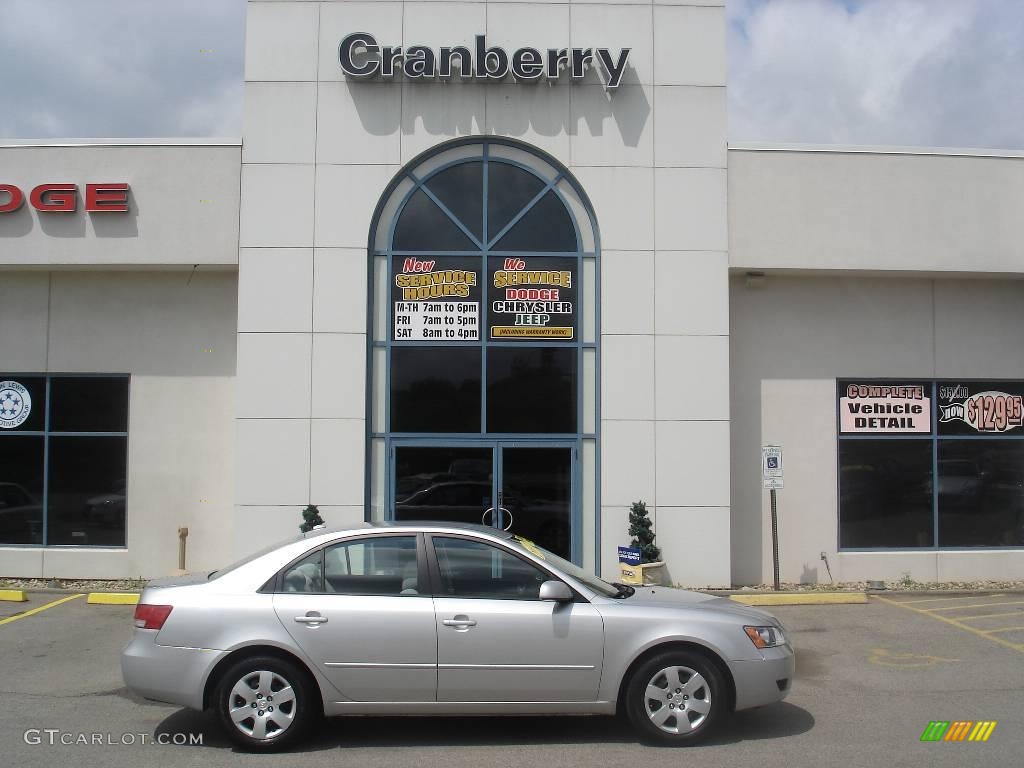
[2,0,1022,150]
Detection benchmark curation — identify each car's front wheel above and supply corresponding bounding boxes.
[214,655,316,751]
[624,650,726,745]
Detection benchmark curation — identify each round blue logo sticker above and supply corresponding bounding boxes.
[0,381,31,429]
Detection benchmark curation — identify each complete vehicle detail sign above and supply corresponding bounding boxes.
[340,33,631,89]
[488,257,576,340]
[838,381,931,434]
[393,257,480,341]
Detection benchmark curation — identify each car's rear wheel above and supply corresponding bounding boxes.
[624,650,726,745]
[215,655,316,752]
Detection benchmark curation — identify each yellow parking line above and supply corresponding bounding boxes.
[0,594,84,627]
[899,594,1007,604]
[982,626,1024,635]
[955,612,1024,622]
[924,600,1024,612]
[873,595,1024,656]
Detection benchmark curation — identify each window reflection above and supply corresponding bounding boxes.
[938,441,1024,546]
[48,437,127,546]
[0,437,44,545]
[394,447,492,524]
[487,348,576,433]
[425,162,483,241]
[390,348,481,433]
[838,440,933,548]
[393,188,476,251]
[486,162,545,243]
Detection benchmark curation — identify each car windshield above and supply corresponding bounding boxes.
[507,535,622,598]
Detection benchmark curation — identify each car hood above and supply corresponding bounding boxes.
[618,586,780,623]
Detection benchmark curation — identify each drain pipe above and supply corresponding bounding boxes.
[178,527,189,571]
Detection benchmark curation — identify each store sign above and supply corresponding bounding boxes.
[392,256,481,341]
[838,382,931,434]
[489,257,576,340]
[0,381,32,429]
[339,33,631,89]
[0,183,129,213]
[938,382,1024,435]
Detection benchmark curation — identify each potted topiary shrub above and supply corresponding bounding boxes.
[299,504,325,533]
[618,500,666,585]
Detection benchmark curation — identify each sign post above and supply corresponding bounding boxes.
[761,446,784,591]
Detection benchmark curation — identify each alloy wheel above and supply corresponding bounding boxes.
[643,665,712,734]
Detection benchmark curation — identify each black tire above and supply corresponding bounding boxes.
[214,655,318,752]
[624,649,727,745]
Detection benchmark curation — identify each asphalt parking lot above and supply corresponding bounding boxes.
[0,591,1021,768]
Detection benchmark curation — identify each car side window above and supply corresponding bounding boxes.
[323,536,420,596]
[432,536,549,600]
[281,549,324,593]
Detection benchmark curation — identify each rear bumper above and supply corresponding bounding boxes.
[121,630,226,711]
[729,644,796,711]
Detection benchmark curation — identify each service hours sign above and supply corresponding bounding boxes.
[393,256,480,341]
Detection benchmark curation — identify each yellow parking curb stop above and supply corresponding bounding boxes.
[0,589,28,602]
[731,592,867,606]
[86,592,140,605]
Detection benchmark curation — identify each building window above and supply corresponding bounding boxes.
[837,380,1024,549]
[367,138,599,563]
[0,375,129,546]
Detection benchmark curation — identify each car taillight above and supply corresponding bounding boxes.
[134,604,173,630]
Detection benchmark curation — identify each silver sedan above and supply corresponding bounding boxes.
[122,523,794,751]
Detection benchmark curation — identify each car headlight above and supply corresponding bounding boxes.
[743,625,786,649]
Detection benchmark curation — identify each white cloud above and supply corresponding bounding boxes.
[729,0,1024,150]
[3,0,1022,150]
[0,0,245,139]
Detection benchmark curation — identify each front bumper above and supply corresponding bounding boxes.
[729,643,796,710]
[121,629,226,711]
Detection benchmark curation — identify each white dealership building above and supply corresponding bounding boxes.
[2,0,1024,586]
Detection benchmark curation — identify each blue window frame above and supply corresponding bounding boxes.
[365,138,600,566]
[837,379,1024,550]
[0,374,129,547]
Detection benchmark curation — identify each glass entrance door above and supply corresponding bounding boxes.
[391,443,575,559]
[498,446,572,559]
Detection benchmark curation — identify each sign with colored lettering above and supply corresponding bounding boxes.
[937,381,1024,435]
[392,256,480,341]
[838,381,931,434]
[488,256,576,340]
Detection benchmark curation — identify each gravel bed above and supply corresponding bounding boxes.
[699,579,1024,593]
[5,575,1024,595]
[0,577,148,592]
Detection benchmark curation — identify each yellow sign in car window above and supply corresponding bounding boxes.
[513,535,546,560]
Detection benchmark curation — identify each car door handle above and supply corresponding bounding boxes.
[294,612,328,625]
[442,618,477,628]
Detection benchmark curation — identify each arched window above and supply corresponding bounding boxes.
[367,139,599,564]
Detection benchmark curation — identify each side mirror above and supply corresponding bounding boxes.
[539,580,573,602]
